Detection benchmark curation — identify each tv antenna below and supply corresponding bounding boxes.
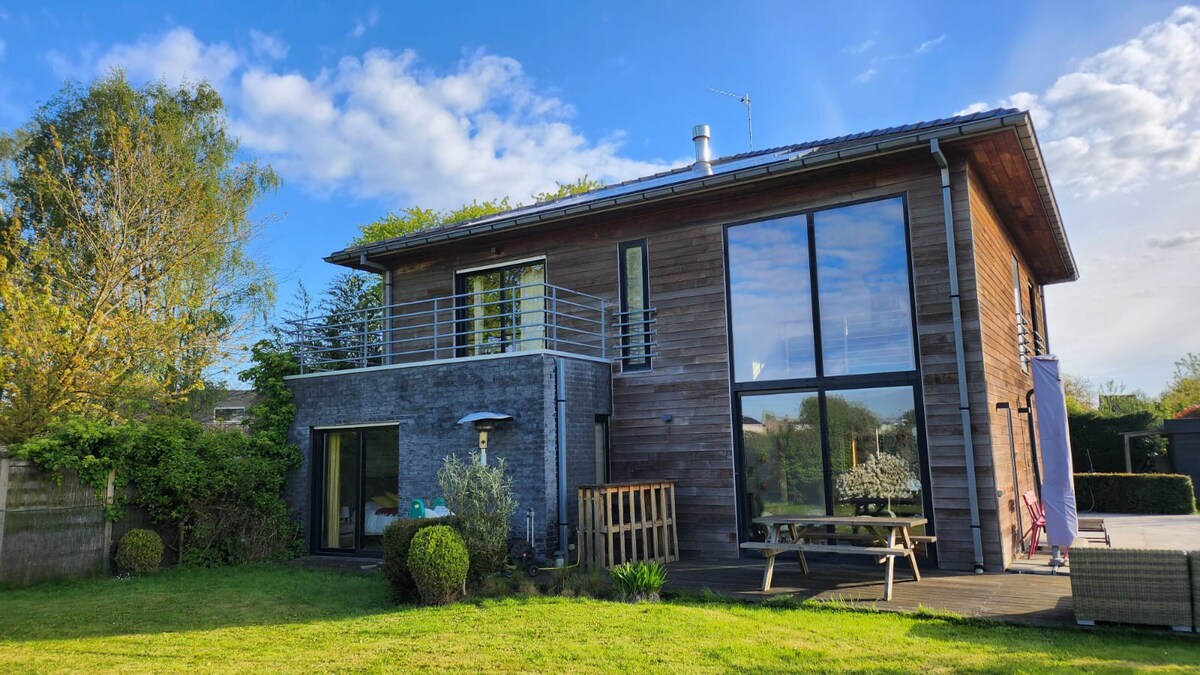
[710,87,753,150]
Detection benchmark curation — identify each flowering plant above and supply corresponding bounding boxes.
[836,452,918,501]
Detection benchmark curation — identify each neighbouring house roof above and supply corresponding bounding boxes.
[329,108,1077,283]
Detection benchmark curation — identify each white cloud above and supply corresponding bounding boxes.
[955,102,990,116]
[249,30,288,61]
[47,27,239,88]
[855,68,878,84]
[233,49,671,208]
[846,39,875,54]
[50,29,673,210]
[350,7,380,39]
[965,6,1200,197]
[1146,230,1200,249]
[916,35,946,53]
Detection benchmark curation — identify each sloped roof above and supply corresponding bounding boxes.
[330,108,1076,282]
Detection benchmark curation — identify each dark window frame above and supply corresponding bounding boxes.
[723,193,936,562]
[309,425,400,557]
[618,239,652,372]
[454,259,546,358]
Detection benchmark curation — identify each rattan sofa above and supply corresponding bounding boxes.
[1069,539,1194,632]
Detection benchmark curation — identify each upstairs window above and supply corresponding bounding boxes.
[1013,255,1030,372]
[618,240,652,371]
[456,260,546,357]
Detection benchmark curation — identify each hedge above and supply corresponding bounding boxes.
[1074,473,1196,515]
[407,525,470,605]
[1068,410,1162,473]
[380,516,462,603]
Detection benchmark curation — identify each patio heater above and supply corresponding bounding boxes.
[456,411,513,466]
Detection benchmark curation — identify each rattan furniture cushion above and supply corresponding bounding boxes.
[1070,541,1193,631]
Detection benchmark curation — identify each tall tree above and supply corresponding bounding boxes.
[351,175,604,245]
[0,73,277,443]
[1160,353,1200,419]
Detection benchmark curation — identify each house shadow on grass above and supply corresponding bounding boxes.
[901,605,1200,670]
[0,564,424,643]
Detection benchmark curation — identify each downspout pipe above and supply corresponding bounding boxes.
[358,255,393,364]
[931,139,986,573]
[555,356,569,567]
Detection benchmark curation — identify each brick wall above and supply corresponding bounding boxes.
[286,352,610,556]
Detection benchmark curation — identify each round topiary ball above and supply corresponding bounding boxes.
[116,528,164,575]
[407,525,469,605]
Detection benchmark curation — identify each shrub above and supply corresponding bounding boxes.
[407,525,469,605]
[1068,411,1163,472]
[610,561,667,602]
[549,566,607,598]
[115,529,163,574]
[380,516,461,602]
[438,454,516,578]
[1075,473,1196,514]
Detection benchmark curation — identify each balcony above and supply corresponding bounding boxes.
[285,283,657,374]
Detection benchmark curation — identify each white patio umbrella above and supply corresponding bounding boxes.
[1032,355,1078,562]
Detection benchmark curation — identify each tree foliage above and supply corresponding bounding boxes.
[1159,353,1200,419]
[0,73,277,444]
[351,175,603,246]
[12,342,302,564]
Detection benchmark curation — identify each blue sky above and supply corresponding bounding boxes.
[1,1,1197,394]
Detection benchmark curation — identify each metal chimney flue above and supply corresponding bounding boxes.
[692,124,713,175]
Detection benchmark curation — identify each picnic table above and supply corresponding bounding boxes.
[740,515,929,600]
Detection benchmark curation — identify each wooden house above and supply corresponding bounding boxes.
[284,108,1077,572]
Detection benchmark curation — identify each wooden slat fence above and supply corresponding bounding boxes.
[578,481,678,568]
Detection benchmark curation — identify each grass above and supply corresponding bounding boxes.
[1,565,1198,673]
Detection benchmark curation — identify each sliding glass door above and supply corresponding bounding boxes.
[316,425,400,554]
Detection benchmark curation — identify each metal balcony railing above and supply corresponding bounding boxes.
[285,283,659,374]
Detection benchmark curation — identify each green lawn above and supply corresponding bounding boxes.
[0,566,1197,673]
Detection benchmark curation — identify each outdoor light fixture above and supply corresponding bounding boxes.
[456,411,513,465]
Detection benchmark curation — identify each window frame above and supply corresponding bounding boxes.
[453,258,547,357]
[618,239,652,372]
[723,193,934,560]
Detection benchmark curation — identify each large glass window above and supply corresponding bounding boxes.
[826,387,922,518]
[739,392,823,541]
[727,215,815,382]
[814,198,914,376]
[727,195,930,548]
[457,261,545,356]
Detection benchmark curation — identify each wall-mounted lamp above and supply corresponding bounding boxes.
[456,411,514,465]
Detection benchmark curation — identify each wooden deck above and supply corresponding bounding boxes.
[666,556,1074,627]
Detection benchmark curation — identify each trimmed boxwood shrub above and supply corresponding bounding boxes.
[407,525,469,605]
[1075,473,1196,514]
[380,516,461,602]
[116,528,164,574]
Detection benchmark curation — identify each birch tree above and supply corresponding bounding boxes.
[0,73,277,443]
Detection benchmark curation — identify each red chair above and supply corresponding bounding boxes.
[1021,490,1046,558]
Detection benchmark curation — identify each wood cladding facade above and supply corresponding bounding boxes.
[367,130,1067,570]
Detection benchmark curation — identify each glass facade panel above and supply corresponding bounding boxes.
[739,392,823,541]
[727,215,815,383]
[458,262,545,356]
[619,241,651,370]
[814,197,914,376]
[826,387,923,518]
[361,427,400,552]
[320,430,360,550]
